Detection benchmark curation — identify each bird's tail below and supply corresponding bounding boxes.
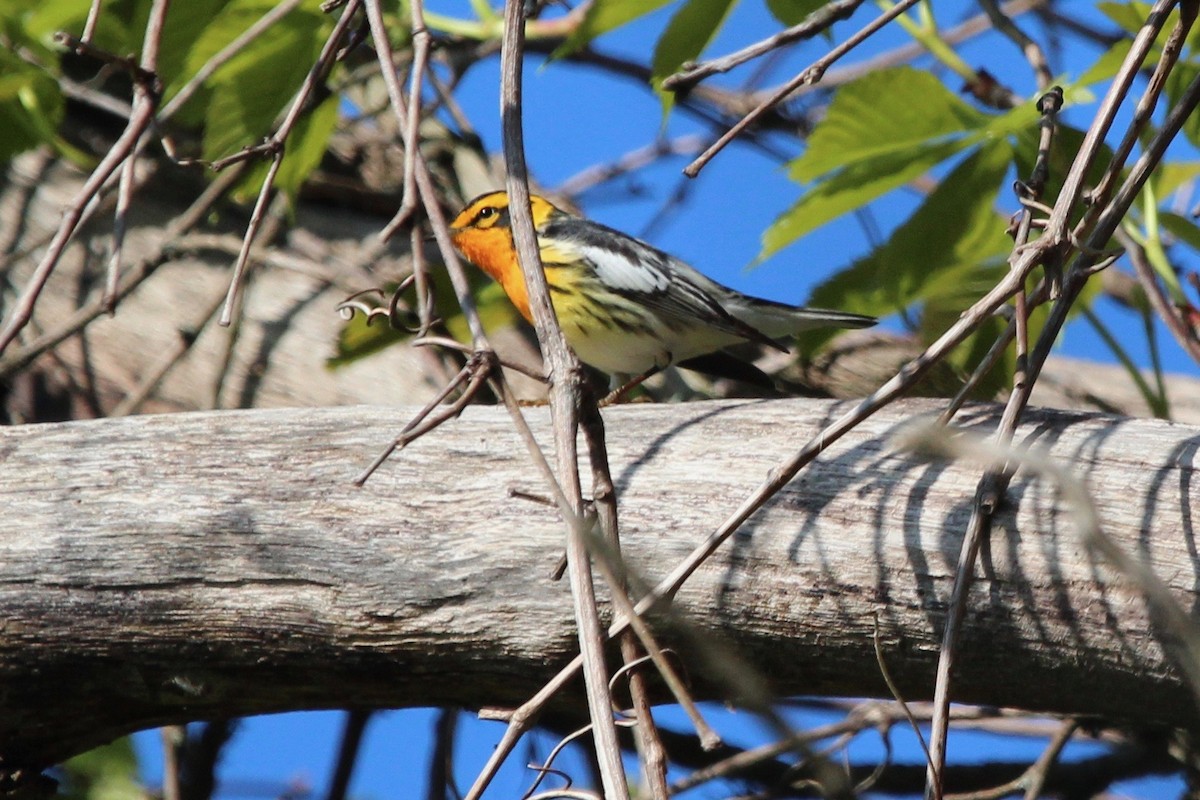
[728,295,877,338]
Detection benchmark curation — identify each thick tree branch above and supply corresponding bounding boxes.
[0,399,1197,775]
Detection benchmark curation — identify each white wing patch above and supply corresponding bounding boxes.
[579,243,670,294]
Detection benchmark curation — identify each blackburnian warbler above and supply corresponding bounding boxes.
[448,190,875,390]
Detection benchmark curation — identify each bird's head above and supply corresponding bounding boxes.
[449,191,562,241]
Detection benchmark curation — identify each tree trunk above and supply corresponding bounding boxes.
[0,398,1197,774]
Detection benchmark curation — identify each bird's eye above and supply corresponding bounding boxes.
[478,206,496,219]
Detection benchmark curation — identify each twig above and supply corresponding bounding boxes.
[579,400,676,797]
[682,0,922,178]
[924,84,1063,797]
[352,353,494,486]
[1117,228,1200,366]
[104,0,171,314]
[556,135,707,197]
[80,0,102,43]
[159,0,306,121]
[584,518,720,753]
[872,614,934,784]
[771,0,1050,105]
[0,163,250,381]
[411,336,546,382]
[326,710,372,800]
[662,0,867,92]
[426,710,460,800]
[977,0,1053,90]
[0,36,163,355]
[1077,0,1196,234]
[498,1,629,798]
[362,0,488,348]
[1042,0,1175,248]
[160,726,184,800]
[218,0,362,327]
[402,0,436,334]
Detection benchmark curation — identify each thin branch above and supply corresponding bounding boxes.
[0,163,249,381]
[498,1,628,798]
[556,135,707,198]
[325,711,372,800]
[925,83,1064,799]
[0,39,163,355]
[682,0,922,178]
[977,0,1053,90]
[218,0,361,326]
[1078,0,1196,232]
[1043,0,1176,247]
[1117,228,1200,366]
[662,0,868,92]
[159,0,306,121]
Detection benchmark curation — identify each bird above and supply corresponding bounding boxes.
[448,190,876,395]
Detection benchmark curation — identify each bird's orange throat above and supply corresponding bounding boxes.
[451,228,533,322]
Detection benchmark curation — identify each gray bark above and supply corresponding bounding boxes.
[0,398,1197,772]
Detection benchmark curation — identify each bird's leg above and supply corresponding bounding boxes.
[599,364,665,406]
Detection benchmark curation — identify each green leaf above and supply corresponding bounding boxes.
[1077,40,1131,86]
[1160,211,1200,254]
[552,0,676,59]
[240,91,339,201]
[762,136,975,258]
[155,0,232,93]
[1153,161,1200,199]
[200,2,331,167]
[789,66,988,183]
[1096,1,1156,35]
[651,0,739,114]
[0,50,65,162]
[764,0,826,26]
[61,738,141,800]
[920,279,1016,400]
[1166,61,1200,149]
[806,140,1015,317]
[22,0,132,52]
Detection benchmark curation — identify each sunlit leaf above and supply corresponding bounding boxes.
[200,2,331,188]
[60,738,141,800]
[652,0,739,114]
[764,0,826,27]
[1096,1,1159,35]
[1160,211,1200,254]
[552,0,676,59]
[762,136,976,258]
[1153,160,1200,198]
[1166,61,1200,149]
[155,0,232,93]
[0,50,64,161]
[238,91,339,201]
[806,140,1015,317]
[789,66,988,183]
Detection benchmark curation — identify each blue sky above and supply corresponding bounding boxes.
[133,1,1198,797]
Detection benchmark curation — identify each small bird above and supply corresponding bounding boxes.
[448,190,875,393]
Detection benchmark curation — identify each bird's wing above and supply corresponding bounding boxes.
[543,216,783,349]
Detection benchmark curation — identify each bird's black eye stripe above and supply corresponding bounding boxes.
[470,204,510,229]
